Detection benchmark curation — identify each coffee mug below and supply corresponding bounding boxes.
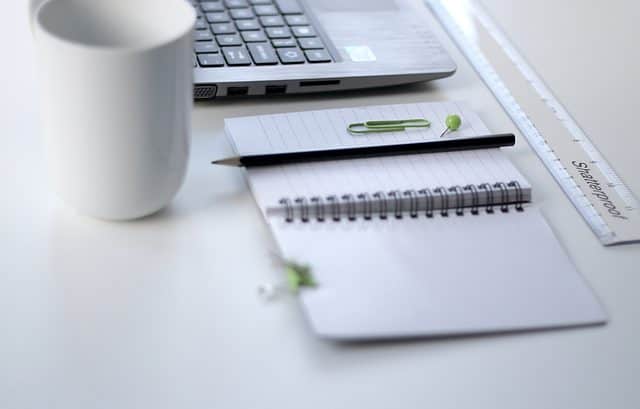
[31,0,196,220]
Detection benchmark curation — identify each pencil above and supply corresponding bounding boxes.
[212,133,515,167]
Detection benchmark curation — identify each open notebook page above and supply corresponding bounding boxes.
[270,208,607,339]
[224,102,530,212]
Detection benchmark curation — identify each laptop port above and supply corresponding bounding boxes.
[265,85,287,95]
[194,85,218,99]
[227,87,249,96]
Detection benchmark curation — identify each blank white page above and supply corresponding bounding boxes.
[270,208,606,340]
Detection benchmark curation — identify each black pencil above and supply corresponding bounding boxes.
[212,133,515,167]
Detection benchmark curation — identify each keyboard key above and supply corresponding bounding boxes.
[271,38,296,47]
[266,26,291,39]
[248,43,278,65]
[193,54,198,67]
[195,41,220,53]
[206,12,229,23]
[195,19,208,30]
[224,0,248,8]
[305,49,331,63]
[284,15,308,25]
[222,47,252,65]
[241,30,267,42]
[200,1,224,12]
[216,34,243,46]
[298,37,323,49]
[230,8,254,19]
[254,5,278,15]
[198,53,225,67]
[275,0,302,14]
[291,26,315,37]
[259,15,285,26]
[194,30,214,41]
[277,47,305,64]
[235,19,260,30]
[249,0,272,4]
[210,23,236,34]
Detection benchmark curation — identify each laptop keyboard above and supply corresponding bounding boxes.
[189,0,334,68]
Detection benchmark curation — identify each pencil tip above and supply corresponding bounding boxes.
[211,157,241,166]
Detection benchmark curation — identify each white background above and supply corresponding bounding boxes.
[1,0,639,408]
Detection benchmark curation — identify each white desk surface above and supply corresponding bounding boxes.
[2,1,639,408]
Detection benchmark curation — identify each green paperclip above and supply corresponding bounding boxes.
[347,118,431,134]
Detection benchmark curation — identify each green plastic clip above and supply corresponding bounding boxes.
[347,118,431,134]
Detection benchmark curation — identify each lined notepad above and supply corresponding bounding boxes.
[228,101,500,153]
[225,102,606,340]
[226,102,531,214]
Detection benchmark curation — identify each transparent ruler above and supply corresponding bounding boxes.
[427,0,640,245]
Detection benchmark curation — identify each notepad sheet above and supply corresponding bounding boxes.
[225,102,531,213]
[270,207,606,339]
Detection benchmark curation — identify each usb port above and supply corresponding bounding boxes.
[265,85,287,95]
[227,87,249,96]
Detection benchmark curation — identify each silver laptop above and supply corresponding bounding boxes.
[191,0,456,98]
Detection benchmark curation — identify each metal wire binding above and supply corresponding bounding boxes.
[342,194,357,221]
[434,186,449,217]
[373,191,388,219]
[326,195,341,221]
[448,185,465,215]
[294,197,310,222]
[403,190,419,218]
[418,188,435,218]
[479,183,495,213]
[389,190,403,219]
[464,184,480,215]
[310,196,325,222]
[357,192,373,220]
[279,181,525,222]
[279,198,294,222]
[493,182,509,212]
[508,180,524,211]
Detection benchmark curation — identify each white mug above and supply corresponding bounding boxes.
[29,0,48,30]
[32,0,196,220]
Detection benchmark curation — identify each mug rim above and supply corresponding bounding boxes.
[34,0,196,53]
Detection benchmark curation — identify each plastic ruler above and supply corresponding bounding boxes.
[427,0,640,245]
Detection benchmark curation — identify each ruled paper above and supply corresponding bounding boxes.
[226,101,489,155]
[224,102,530,212]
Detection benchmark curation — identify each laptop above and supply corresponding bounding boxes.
[190,0,456,98]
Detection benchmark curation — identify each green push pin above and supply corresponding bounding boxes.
[439,114,462,137]
[257,259,317,301]
[285,261,317,293]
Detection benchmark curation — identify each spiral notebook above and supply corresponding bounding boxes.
[225,102,607,340]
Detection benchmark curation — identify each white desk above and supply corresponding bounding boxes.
[2,1,639,408]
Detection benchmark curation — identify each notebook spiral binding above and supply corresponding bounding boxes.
[278,181,525,223]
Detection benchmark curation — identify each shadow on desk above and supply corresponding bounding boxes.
[297,317,606,373]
